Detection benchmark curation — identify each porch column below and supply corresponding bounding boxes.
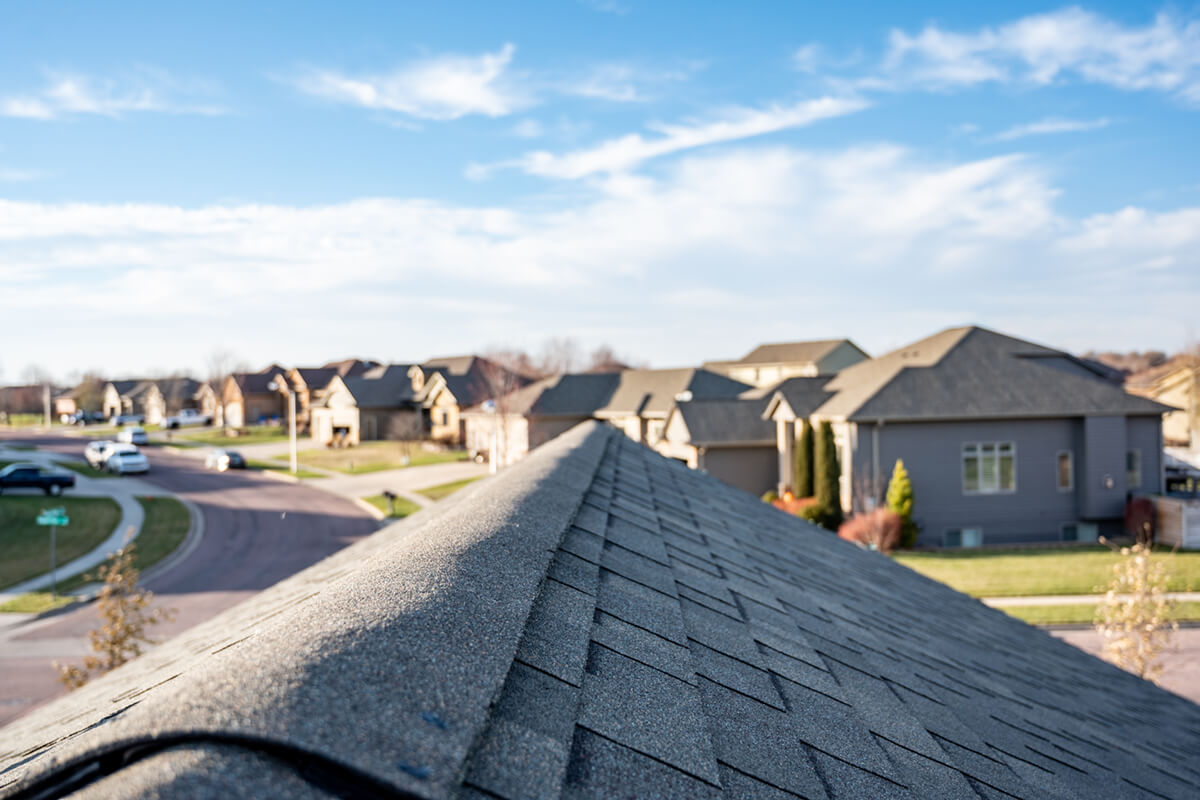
[777,418,794,494]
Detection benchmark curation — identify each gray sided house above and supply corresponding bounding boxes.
[657,395,777,496]
[705,338,869,387]
[767,326,1172,547]
[593,367,752,446]
[462,373,621,466]
[4,423,1199,799]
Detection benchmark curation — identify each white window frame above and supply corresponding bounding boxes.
[944,527,983,548]
[1127,449,1142,489]
[1056,450,1074,492]
[962,441,1017,495]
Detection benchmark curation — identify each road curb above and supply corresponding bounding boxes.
[350,496,387,522]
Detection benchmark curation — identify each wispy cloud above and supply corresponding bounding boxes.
[0,167,45,182]
[792,44,822,74]
[880,8,1200,103]
[0,71,226,120]
[990,116,1110,141]
[292,43,529,120]
[561,61,702,103]
[475,96,868,179]
[8,143,1198,374]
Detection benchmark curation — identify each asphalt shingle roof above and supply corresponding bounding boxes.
[341,365,418,408]
[2,422,1198,799]
[817,326,1172,422]
[674,397,775,445]
[597,368,751,418]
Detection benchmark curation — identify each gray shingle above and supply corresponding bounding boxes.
[4,421,1200,800]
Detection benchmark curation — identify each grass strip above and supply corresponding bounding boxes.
[1001,601,1200,626]
[417,476,483,502]
[362,493,422,519]
[894,546,1200,598]
[0,497,121,589]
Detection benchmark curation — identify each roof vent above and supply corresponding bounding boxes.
[674,390,694,402]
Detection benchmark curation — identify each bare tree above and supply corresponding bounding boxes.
[585,344,633,373]
[206,349,240,433]
[1095,540,1178,683]
[21,364,53,386]
[536,337,582,376]
[387,412,426,463]
[479,354,531,469]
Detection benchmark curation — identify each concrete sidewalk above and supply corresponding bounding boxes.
[0,446,172,600]
[983,592,1200,607]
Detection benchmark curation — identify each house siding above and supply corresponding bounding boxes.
[700,446,777,497]
[530,417,591,450]
[858,418,1092,547]
[1079,415,1126,520]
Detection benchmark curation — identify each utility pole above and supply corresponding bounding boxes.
[43,383,51,429]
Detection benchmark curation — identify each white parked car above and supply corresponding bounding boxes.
[164,408,212,429]
[117,426,148,445]
[85,440,119,468]
[106,445,150,475]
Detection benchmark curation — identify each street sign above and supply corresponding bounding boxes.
[37,512,69,526]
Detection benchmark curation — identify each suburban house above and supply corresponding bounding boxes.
[221,365,290,430]
[461,373,622,466]
[416,356,531,443]
[593,367,752,446]
[1127,354,1198,448]
[5,422,1199,799]
[311,364,422,446]
[765,326,1172,547]
[284,359,378,433]
[704,338,869,387]
[101,377,214,425]
[655,395,777,495]
[0,384,49,417]
[309,356,528,446]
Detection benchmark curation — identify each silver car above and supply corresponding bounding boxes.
[106,446,150,475]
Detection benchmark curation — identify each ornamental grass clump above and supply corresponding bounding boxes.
[56,543,174,690]
[1095,541,1177,684]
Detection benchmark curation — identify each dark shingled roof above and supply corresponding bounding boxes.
[465,373,621,418]
[341,365,418,408]
[3,423,1199,799]
[673,397,775,445]
[817,326,1173,422]
[597,368,751,418]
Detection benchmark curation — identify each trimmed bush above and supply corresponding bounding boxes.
[813,421,842,529]
[794,420,813,498]
[886,459,917,548]
[838,509,902,553]
[761,489,779,503]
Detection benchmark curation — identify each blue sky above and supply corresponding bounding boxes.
[2,1,1199,381]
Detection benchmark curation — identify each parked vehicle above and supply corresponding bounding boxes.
[106,446,150,475]
[0,463,76,495]
[85,440,119,468]
[204,448,246,472]
[111,413,145,426]
[117,426,148,445]
[164,408,212,429]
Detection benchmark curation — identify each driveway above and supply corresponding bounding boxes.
[1050,626,1200,705]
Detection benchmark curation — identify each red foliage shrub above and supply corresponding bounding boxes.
[1124,497,1156,544]
[838,509,902,553]
[772,495,818,515]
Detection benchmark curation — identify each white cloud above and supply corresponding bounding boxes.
[0,167,45,182]
[0,72,225,120]
[792,44,822,74]
[293,43,528,120]
[990,116,1110,141]
[561,61,702,103]
[511,119,544,138]
[4,144,1196,375]
[483,96,868,179]
[882,7,1200,102]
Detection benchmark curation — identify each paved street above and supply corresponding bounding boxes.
[1050,626,1200,705]
[0,430,380,726]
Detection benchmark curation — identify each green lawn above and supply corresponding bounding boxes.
[894,546,1200,598]
[1,414,50,427]
[56,460,115,479]
[417,476,483,502]
[1001,601,1200,626]
[177,425,289,446]
[294,442,469,475]
[0,495,190,613]
[0,497,121,589]
[246,459,327,480]
[362,493,423,519]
